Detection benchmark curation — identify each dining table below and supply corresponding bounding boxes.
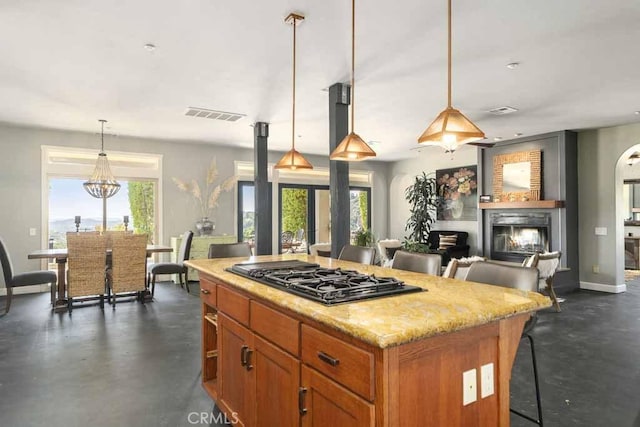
[28,244,173,312]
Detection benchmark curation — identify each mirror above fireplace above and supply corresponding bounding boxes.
[492,149,542,202]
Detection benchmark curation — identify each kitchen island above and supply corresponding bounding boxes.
[186,254,550,427]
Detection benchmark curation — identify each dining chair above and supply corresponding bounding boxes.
[0,237,57,315]
[442,256,486,280]
[524,251,562,312]
[465,261,544,426]
[148,230,193,296]
[107,233,148,307]
[208,242,252,259]
[377,239,402,267]
[338,245,376,265]
[66,232,108,312]
[391,250,442,276]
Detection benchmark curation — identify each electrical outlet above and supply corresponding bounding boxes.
[593,264,600,274]
[462,369,477,406]
[595,227,607,236]
[481,363,494,398]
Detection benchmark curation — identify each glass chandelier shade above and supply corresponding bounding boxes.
[274,13,313,171]
[417,0,485,153]
[83,120,121,199]
[329,0,376,162]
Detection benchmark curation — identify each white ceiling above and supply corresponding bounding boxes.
[1,0,640,161]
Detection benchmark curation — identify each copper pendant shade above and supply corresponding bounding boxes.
[417,0,485,152]
[83,120,121,199]
[274,13,313,171]
[329,0,376,161]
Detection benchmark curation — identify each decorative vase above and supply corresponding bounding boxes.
[196,217,215,236]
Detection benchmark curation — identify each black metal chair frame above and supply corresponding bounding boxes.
[465,261,544,426]
[148,230,194,295]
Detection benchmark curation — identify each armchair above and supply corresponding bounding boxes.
[426,231,470,265]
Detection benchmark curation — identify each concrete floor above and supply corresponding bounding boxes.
[1,281,640,426]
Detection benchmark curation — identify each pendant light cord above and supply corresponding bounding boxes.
[351,0,356,133]
[447,0,452,108]
[99,119,107,152]
[291,17,297,152]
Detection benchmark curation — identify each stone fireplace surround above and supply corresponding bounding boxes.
[477,131,579,293]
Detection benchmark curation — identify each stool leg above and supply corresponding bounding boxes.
[5,286,12,314]
[510,334,544,426]
[184,273,190,293]
[151,274,156,297]
[547,278,561,312]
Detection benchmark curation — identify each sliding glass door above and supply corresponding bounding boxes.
[278,184,371,254]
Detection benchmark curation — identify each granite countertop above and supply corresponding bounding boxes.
[186,254,551,348]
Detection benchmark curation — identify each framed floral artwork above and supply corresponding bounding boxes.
[435,165,478,221]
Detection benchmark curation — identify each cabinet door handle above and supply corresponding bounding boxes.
[201,289,210,295]
[317,351,340,367]
[245,348,253,371]
[298,387,308,415]
[240,345,248,367]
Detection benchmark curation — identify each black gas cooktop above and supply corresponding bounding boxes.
[227,260,424,305]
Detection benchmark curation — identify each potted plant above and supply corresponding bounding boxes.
[403,172,440,252]
[353,228,375,247]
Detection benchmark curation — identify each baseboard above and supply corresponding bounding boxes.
[580,281,627,294]
[0,284,50,296]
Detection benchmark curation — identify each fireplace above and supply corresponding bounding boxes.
[490,213,550,262]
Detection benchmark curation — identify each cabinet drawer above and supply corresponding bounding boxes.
[217,285,250,326]
[199,277,217,307]
[250,301,299,356]
[301,325,374,401]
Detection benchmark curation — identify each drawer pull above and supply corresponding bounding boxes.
[298,387,308,415]
[201,289,211,295]
[240,345,248,367]
[317,351,340,367]
[245,348,254,371]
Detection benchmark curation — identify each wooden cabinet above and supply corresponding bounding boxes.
[218,313,254,427]
[301,365,374,427]
[171,235,237,281]
[200,273,526,427]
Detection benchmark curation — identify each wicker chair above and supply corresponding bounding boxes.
[0,237,57,315]
[66,233,108,311]
[391,250,442,275]
[107,233,148,306]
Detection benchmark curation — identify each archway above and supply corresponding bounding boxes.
[615,144,640,290]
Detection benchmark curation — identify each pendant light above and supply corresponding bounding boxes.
[417,0,485,153]
[329,0,376,161]
[83,119,120,231]
[274,13,313,171]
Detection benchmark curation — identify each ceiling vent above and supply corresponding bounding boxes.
[488,106,518,115]
[184,107,246,122]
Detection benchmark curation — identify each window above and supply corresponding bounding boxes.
[237,181,255,243]
[42,146,162,248]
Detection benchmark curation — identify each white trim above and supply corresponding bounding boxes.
[579,281,627,293]
[0,284,49,296]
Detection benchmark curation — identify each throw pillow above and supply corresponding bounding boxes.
[438,234,458,250]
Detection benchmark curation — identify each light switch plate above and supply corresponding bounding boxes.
[481,363,494,398]
[29,228,36,236]
[595,227,607,236]
[463,369,477,405]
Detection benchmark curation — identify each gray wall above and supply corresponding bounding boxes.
[0,122,389,286]
[578,122,640,290]
[387,146,479,252]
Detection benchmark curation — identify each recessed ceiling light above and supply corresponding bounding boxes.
[506,62,520,69]
[515,132,523,137]
[635,111,640,115]
[493,137,503,141]
[144,43,156,52]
